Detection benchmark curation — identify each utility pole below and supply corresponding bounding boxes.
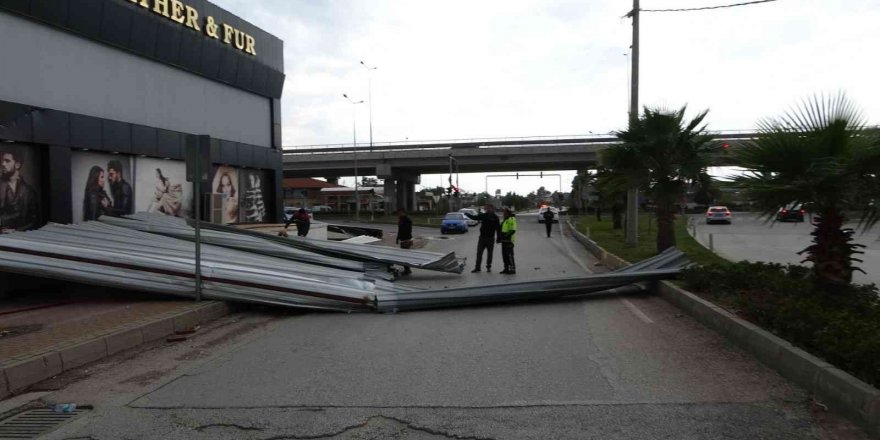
[626,0,640,246]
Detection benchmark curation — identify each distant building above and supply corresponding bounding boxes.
[283,178,343,208]
[319,186,383,213]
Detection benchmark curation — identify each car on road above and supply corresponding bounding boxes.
[459,208,479,226]
[537,206,559,223]
[440,212,469,234]
[311,205,333,213]
[776,204,805,222]
[705,206,732,224]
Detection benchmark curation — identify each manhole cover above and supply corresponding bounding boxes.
[0,408,86,439]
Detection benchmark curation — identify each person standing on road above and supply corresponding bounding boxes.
[464,204,501,273]
[499,208,517,274]
[284,208,311,237]
[396,209,413,275]
[543,208,555,237]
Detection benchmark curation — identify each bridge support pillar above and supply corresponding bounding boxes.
[383,179,398,214]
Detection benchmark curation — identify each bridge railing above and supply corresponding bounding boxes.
[281,129,764,155]
[281,127,879,156]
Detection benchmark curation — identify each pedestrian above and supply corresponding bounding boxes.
[542,207,555,237]
[396,209,413,275]
[284,208,311,237]
[463,204,501,273]
[499,208,517,274]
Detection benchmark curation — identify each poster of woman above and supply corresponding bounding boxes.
[239,169,268,223]
[211,165,239,224]
[134,158,192,218]
[71,152,133,223]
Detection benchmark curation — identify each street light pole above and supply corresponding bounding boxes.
[625,0,640,246]
[360,61,378,151]
[343,94,364,221]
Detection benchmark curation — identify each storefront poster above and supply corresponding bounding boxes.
[134,158,192,218]
[211,165,239,224]
[71,152,134,223]
[239,169,269,223]
[0,143,42,232]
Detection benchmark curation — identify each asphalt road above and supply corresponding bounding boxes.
[691,212,880,285]
[36,215,866,439]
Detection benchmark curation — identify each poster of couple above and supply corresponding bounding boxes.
[71,153,193,223]
[71,152,134,222]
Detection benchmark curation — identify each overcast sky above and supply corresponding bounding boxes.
[215,0,880,195]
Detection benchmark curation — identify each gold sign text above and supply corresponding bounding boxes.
[129,0,256,56]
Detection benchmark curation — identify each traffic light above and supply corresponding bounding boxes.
[722,143,730,153]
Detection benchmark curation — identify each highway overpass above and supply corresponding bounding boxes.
[282,132,757,212]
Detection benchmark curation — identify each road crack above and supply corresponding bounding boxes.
[195,415,495,440]
[196,422,265,432]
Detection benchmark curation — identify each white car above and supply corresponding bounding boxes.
[705,206,732,224]
[459,208,479,226]
[537,206,559,223]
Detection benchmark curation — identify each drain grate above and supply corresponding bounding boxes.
[0,408,86,439]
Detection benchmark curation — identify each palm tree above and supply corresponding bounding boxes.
[734,93,880,287]
[603,106,715,252]
[594,166,627,228]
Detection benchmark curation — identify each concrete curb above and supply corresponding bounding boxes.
[567,219,880,437]
[0,301,230,399]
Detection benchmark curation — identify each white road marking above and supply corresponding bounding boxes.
[620,298,655,324]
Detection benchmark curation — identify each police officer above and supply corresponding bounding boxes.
[542,208,555,237]
[499,208,517,274]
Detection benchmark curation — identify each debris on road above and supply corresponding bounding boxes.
[0,213,689,313]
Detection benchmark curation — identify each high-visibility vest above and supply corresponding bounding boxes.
[501,217,517,243]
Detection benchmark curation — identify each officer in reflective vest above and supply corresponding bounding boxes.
[499,208,517,274]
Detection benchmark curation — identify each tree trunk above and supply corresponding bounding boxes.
[800,209,857,287]
[655,203,676,253]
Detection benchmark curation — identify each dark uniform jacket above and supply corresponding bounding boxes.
[397,216,413,242]
[465,211,502,241]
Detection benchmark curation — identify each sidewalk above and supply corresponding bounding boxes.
[1,293,229,399]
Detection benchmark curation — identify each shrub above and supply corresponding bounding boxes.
[681,262,880,387]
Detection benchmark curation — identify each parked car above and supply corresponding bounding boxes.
[776,204,805,222]
[440,212,469,234]
[459,208,479,226]
[705,206,732,224]
[311,205,333,213]
[537,206,560,223]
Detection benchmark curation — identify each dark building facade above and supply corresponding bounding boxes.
[0,0,285,229]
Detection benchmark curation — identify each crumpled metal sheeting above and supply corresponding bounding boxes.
[195,220,467,274]
[0,223,389,312]
[613,247,692,273]
[98,215,394,281]
[374,269,681,312]
[36,223,379,289]
[375,249,692,312]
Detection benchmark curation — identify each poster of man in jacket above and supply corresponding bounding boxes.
[0,144,42,232]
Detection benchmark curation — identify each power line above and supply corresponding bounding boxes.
[641,0,778,13]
